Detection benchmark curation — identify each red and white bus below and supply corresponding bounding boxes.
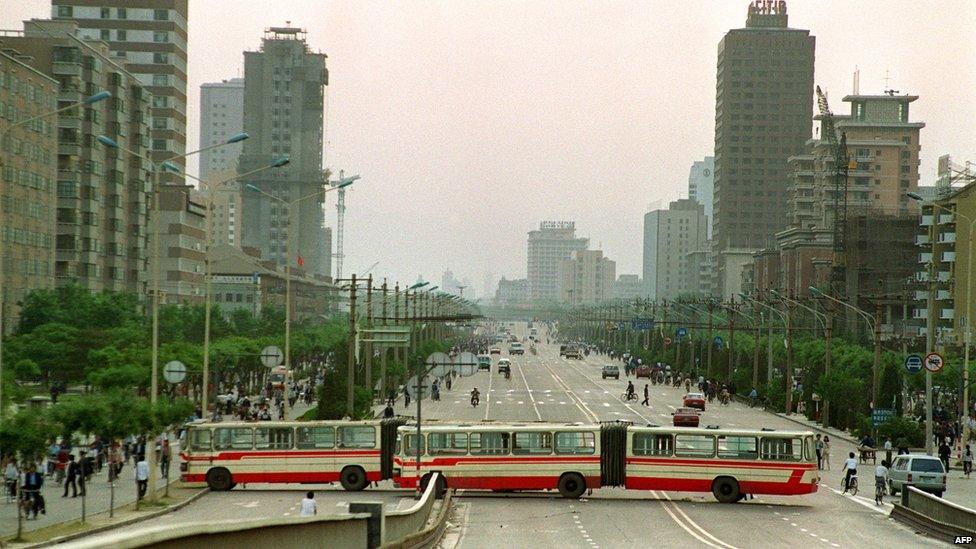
[394,423,818,502]
[180,419,404,491]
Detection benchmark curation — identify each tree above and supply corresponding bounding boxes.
[0,408,60,463]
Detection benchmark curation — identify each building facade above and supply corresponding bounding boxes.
[558,250,615,305]
[53,0,189,186]
[526,221,588,302]
[239,27,330,277]
[613,274,644,301]
[712,0,815,296]
[688,157,714,238]
[0,50,59,331]
[643,199,708,300]
[155,184,205,303]
[495,277,528,305]
[2,20,152,297]
[199,77,244,180]
[211,274,261,318]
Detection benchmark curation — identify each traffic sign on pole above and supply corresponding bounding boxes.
[260,345,284,369]
[905,354,923,374]
[713,336,724,348]
[163,360,186,384]
[923,352,945,373]
[872,408,896,427]
[677,327,688,339]
[663,337,672,346]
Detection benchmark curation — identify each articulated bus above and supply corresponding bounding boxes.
[395,423,819,502]
[180,419,405,491]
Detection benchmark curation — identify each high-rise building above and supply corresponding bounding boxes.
[238,27,330,277]
[156,184,205,303]
[495,277,528,305]
[526,221,588,302]
[643,199,709,300]
[711,0,815,296]
[199,77,244,180]
[558,250,616,305]
[0,50,58,331]
[2,19,152,297]
[52,0,189,186]
[688,157,714,238]
[613,274,644,301]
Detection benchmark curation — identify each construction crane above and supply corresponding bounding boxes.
[936,155,976,198]
[329,170,361,281]
[815,85,855,285]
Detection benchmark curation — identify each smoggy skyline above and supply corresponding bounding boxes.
[3,1,974,292]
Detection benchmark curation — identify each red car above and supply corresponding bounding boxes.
[635,365,652,379]
[682,392,706,411]
[672,407,701,427]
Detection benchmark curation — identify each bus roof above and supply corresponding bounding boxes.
[184,420,380,429]
[396,423,814,437]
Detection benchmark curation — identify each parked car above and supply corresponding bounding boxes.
[682,392,706,411]
[478,355,492,371]
[489,347,501,355]
[672,407,700,427]
[601,365,620,380]
[635,365,652,379]
[497,358,512,375]
[888,454,947,497]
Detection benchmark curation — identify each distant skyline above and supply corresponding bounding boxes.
[4,1,974,288]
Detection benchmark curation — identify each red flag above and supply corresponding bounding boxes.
[296,255,305,267]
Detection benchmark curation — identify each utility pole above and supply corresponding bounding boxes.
[381,279,388,398]
[365,275,373,401]
[727,298,735,382]
[346,273,358,417]
[823,303,833,427]
[925,214,937,455]
[873,300,882,409]
[785,298,795,415]
[752,299,761,391]
[707,300,714,376]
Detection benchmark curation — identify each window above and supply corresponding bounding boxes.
[116,30,126,41]
[154,9,170,20]
[675,435,715,458]
[117,7,126,18]
[910,458,945,473]
[214,427,253,450]
[632,433,673,456]
[337,426,375,448]
[152,139,167,151]
[513,432,553,455]
[99,29,110,40]
[760,437,802,461]
[152,117,168,130]
[255,427,294,450]
[296,426,334,449]
[898,101,909,122]
[153,53,169,64]
[153,31,169,43]
[57,5,72,17]
[555,431,596,455]
[100,7,110,18]
[152,74,169,86]
[470,432,509,455]
[189,429,212,452]
[152,95,169,108]
[428,432,468,455]
[717,436,758,459]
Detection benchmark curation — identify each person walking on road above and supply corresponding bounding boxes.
[815,434,823,470]
[821,436,831,471]
[938,439,952,473]
[641,384,650,407]
[160,437,171,479]
[383,403,395,418]
[135,454,149,500]
[4,459,18,502]
[62,455,79,498]
[22,464,44,519]
[300,491,317,516]
[883,436,893,468]
[963,444,972,479]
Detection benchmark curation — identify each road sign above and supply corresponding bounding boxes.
[358,325,410,346]
[713,336,724,348]
[163,360,186,384]
[617,322,627,332]
[663,337,672,345]
[677,327,688,338]
[924,352,946,373]
[455,351,478,377]
[905,354,924,374]
[425,351,451,377]
[872,408,896,427]
[260,345,284,368]
[631,318,654,331]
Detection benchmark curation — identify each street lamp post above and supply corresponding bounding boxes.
[176,158,289,414]
[99,130,247,502]
[774,290,831,425]
[246,178,355,419]
[0,90,111,419]
[739,293,788,403]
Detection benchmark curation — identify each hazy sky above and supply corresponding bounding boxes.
[4,1,975,294]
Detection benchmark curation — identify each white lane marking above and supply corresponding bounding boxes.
[602,402,610,407]
[515,353,542,421]
[657,491,738,549]
[483,363,494,420]
[823,484,892,513]
[651,490,729,549]
[283,512,291,516]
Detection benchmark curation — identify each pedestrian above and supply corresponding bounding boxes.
[641,384,649,407]
[4,458,18,502]
[160,437,171,479]
[387,390,396,407]
[22,465,44,519]
[963,444,972,479]
[938,439,952,473]
[821,436,831,471]
[446,376,452,391]
[62,455,79,498]
[300,491,317,516]
[383,403,394,418]
[135,454,149,500]
[815,434,823,470]
[46,439,59,477]
[405,389,411,408]
[883,436,893,467]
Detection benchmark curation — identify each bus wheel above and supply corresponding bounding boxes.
[420,474,447,499]
[206,468,233,491]
[711,477,740,503]
[340,466,368,491]
[558,473,586,499]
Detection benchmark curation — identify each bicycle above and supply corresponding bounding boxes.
[620,392,638,403]
[843,473,858,496]
[874,478,885,505]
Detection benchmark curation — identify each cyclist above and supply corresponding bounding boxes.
[748,387,758,407]
[470,388,480,407]
[626,380,636,401]
[720,387,731,405]
[874,459,889,505]
[842,451,858,493]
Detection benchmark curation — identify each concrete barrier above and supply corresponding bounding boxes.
[381,489,453,549]
[383,478,440,543]
[890,486,976,543]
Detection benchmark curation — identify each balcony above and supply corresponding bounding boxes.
[921,215,934,226]
[941,309,955,320]
[919,252,932,264]
[939,214,955,224]
[939,232,956,243]
[943,251,956,262]
[52,61,82,76]
[916,234,930,245]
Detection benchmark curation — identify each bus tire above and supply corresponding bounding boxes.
[420,473,447,499]
[206,468,233,491]
[558,473,586,499]
[340,466,368,491]
[711,477,740,503]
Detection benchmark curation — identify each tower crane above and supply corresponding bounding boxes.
[815,86,855,283]
[329,170,361,281]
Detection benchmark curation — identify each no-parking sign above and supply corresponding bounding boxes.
[923,352,945,373]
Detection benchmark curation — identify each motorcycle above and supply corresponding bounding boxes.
[471,395,480,407]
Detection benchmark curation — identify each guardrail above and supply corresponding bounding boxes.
[59,474,452,549]
[890,486,976,543]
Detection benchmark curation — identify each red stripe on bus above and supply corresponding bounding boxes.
[184,450,380,462]
[626,457,816,469]
[181,471,382,484]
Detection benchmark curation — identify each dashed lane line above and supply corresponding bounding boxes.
[515,354,542,421]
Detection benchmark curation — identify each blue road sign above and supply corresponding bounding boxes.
[713,336,724,348]
[677,327,688,338]
[631,318,654,331]
[904,354,923,374]
[617,322,627,332]
[872,408,896,427]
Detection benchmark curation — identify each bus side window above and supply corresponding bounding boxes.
[513,432,553,455]
[674,435,715,458]
[632,433,673,456]
[190,429,212,452]
[403,433,425,455]
[297,427,335,449]
[717,436,758,459]
[429,432,468,455]
[215,428,253,450]
[471,432,509,455]
[256,427,294,450]
[760,437,802,461]
[337,426,377,449]
[555,432,595,455]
